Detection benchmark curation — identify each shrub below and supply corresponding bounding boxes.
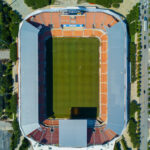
[24,0,54,9]
[112,3,120,8]
[10,43,17,62]
[19,138,30,150]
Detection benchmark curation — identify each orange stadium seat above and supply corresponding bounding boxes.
[101,105,107,115]
[39,13,51,26]
[101,34,108,41]
[110,18,118,27]
[101,64,107,73]
[51,12,60,28]
[101,53,107,63]
[76,16,86,25]
[95,13,105,28]
[109,129,117,137]
[51,29,62,37]
[103,15,113,27]
[93,30,103,38]
[101,83,107,93]
[72,30,83,36]
[63,30,73,36]
[101,74,107,83]
[101,94,107,105]
[84,29,94,37]
[101,42,108,53]
[86,12,95,28]
[32,15,43,25]
[61,16,70,24]
[104,129,116,141]
[101,115,107,122]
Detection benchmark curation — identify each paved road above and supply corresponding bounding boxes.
[139,0,149,149]
[0,130,12,150]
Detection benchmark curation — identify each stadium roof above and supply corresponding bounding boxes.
[59,120,87,147]
[106,22,127,135]
[19,21,40,135]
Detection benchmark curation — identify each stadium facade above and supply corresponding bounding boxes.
[18,7,128,150]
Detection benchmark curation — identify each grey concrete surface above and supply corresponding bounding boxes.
[7,0,33,18]
[0,50,10,60]
[0,121,12,130]
[54,0,78,6]
[139,0,149,149]
[0,130,12,150]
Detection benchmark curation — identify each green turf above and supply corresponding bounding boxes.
[46,37,100,118]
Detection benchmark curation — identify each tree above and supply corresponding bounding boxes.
[10,119,21,150]
[9,23,19,39]
[10,94,17,113]
[128,118,140,148]
[19,138,30,150]
[130,100,139,118]
[112,3,120,8]
[10,43,17,62]
[87,0,112,7]
[24,0,54,9]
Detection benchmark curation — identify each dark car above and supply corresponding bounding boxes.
[144,36,146,40]
[143,90,146,94]
[144,45,146,49]
[142,5,144,9]
[144,10,146,14]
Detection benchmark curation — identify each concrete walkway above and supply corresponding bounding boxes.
[5,0,33,18]
[0,50,10,60]
[0,129,12,150]
[54,0,78,6]
[0,121,12,130]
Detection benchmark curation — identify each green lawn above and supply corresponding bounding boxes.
[46,37,100,118]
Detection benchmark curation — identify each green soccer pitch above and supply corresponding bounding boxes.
[46,37,100,119]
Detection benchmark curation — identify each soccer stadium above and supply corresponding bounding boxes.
[18,6,128,150]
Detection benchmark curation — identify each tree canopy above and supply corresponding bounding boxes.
[10,43,17,62]
[86,0,123,8]
[24,0,54,9]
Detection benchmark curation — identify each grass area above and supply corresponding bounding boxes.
[46,37,100,118]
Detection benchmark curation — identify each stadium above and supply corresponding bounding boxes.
[18,6,128,150]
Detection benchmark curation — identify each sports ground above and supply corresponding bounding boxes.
[46,37,100,118]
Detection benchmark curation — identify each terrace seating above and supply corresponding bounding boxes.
[51,13,60,28]
[25,11,121,146]
[27,11,118,32]
[61,16,70,24]
[87,127,117,145]
[43,119,59,126]
[86,13,95,28]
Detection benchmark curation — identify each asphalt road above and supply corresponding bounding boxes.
[0,130,12,150]
[139,0,149,149]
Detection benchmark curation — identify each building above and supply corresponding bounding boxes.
[18,7,128,150]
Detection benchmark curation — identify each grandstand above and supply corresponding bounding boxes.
[18,7,128,150]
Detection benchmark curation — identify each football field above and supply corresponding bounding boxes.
[46,37,100,118]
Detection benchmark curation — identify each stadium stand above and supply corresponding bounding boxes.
[18,7,128,149]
